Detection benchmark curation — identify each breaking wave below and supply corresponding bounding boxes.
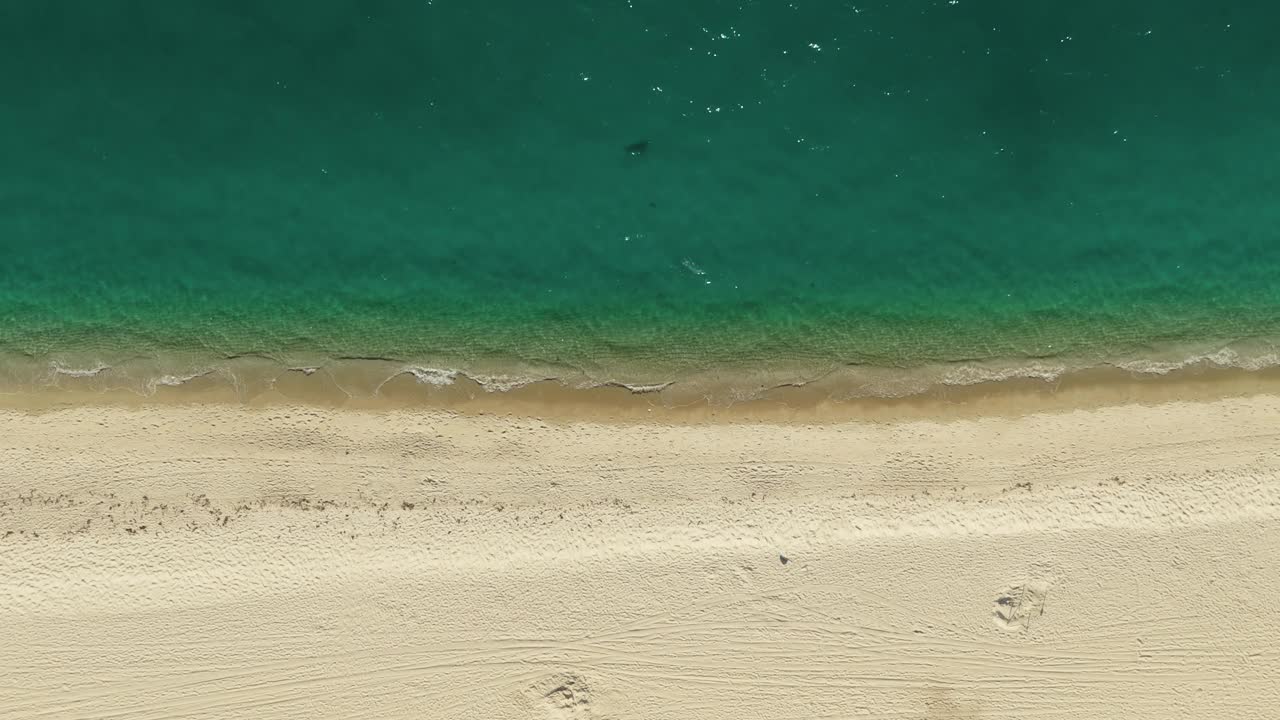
[5,337,1277,406]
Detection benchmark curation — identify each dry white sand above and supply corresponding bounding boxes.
[2,396,1279,719]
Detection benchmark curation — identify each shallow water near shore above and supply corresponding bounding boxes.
[3,2,1279,393]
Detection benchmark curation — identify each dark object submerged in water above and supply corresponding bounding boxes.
[625,140,649,155]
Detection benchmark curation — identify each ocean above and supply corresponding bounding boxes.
[2,1,1278,400]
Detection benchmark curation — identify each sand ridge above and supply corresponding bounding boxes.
[2,396,1279,718]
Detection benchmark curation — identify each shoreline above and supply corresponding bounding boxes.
[2,350,1280,422]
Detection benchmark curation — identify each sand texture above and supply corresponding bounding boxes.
[2,397,1279,719]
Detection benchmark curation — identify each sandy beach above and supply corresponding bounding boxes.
[2,390,1279,719]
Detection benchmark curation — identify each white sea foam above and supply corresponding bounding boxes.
[29,339,1276,405]
[382,342,1280,403]
[402,367,460,386]
[611,381,676,394]
[939,361,1070,387]
[472,374,547,393]
[49,362,112,378]
[1114,347,1280,375]
[146,370,215,392]
[681,258,706,276]
[400,366,552,392]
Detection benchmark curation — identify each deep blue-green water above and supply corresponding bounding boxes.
[2,2,1278,392]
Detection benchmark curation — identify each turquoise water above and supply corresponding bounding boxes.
[2,2,1279,391]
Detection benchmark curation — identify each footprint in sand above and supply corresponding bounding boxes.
[533,672,596,719]
[992,580,1050,631]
